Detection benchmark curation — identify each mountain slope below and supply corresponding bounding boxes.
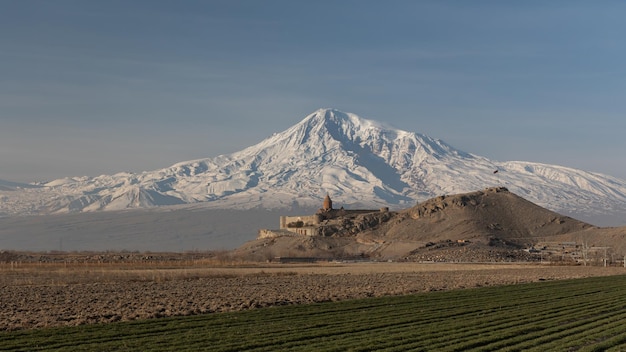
[0,179,40,191]
[2,109,626,223]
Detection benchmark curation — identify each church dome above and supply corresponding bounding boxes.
[323,193,332,211]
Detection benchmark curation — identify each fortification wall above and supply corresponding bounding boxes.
[258,227,317,239]
[268,204,390,239]
[258,229,299,239]
[343,209,382,215]
[280,215,319,229]
[286,227,317,236]
[317,208,383,221]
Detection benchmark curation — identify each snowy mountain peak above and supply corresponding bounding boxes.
[300,108,402,141]
[274,108,465,165]
[304,108,387,131]
[2,108,626,226]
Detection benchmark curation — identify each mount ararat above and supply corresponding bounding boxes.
[2,109,626,226]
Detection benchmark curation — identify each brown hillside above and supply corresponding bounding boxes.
[361,187,592,247]
[236,187,624,262]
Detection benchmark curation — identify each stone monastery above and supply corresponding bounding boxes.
[258,194,389,239]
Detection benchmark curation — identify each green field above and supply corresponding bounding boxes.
[3,275,626,351]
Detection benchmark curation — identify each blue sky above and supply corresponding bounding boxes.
[2,1,626,182]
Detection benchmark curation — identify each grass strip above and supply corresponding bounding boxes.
[2,275,626,351]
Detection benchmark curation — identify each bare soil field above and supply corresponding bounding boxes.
[1,253,625,331]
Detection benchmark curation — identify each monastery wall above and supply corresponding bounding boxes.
[258,195,389,240]
[258,229,299,239]
[259,228,317,238]
[279,215,320,229]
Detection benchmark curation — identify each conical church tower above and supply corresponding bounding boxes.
[322,193,333,211]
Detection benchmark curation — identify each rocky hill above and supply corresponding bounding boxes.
[235,188,625,263]
[362,187,591,245]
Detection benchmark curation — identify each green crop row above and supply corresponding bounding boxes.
[2,275,626,351]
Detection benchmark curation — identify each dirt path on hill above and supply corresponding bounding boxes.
[1,262,624,331]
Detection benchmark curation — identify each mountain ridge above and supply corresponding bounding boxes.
[1,108,626,225]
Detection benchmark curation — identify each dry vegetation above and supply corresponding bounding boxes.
[2,251,625,332]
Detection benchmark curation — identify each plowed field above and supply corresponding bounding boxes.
[1,260,624,331]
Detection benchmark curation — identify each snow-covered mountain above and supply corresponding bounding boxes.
[2,108,626,222]
[0,179,40,192]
